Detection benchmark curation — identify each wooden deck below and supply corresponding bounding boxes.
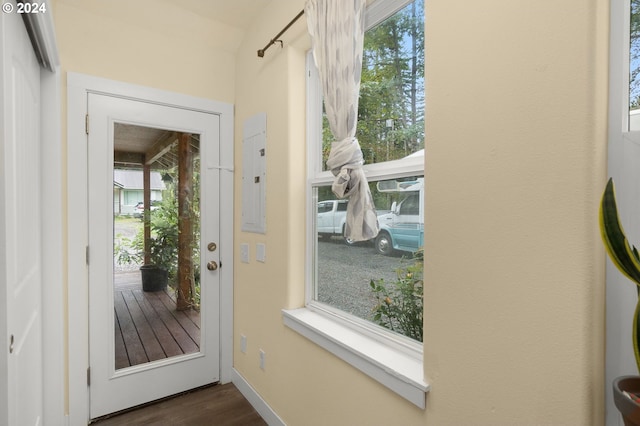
[114,271,201,369]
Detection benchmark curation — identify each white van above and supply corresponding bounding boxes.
[375,177,424,255]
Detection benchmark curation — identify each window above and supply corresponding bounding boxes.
[632,0,640,130]
[607,0,640,423]
[399,194,419,216]
[622,0,640,131]
[314,177,424,341]
[317,201,333,214]
[284,0,428,408]
[309,0,425,342]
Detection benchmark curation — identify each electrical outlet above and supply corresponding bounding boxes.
[259,349,266,370]
[240,335,247,354]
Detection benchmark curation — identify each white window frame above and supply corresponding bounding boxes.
[282,0,428,408]
[607,0,640,425]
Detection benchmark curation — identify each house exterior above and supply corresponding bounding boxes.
[113,170,165,215]
[0,0,613,425]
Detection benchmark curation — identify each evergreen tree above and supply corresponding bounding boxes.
[322,0,424,167]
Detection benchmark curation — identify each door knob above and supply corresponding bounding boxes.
[207,261,218,271]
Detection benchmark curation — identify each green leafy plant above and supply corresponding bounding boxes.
[146,194,180,281]
[114,202,178,280]
[114,234,142,266]
[370,249,423,341]
[600,177,640,371]
[113,169,201,308]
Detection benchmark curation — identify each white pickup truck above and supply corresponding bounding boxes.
[317,199,348,240]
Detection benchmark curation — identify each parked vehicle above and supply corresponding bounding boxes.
[317,199,349,241]
[133,200,160,218]
[375,178,424,255]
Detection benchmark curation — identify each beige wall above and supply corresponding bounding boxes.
[54,0,607,423]
[423,0,608,424]
[233,1,607,426]
[54,0,239,103]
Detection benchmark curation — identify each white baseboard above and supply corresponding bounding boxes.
[231,369,285,426]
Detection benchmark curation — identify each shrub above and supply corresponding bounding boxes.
[370,249,423,341]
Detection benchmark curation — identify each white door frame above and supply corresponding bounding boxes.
[40,55,64,426]
[0,2,64,424]
[67,73,234,424]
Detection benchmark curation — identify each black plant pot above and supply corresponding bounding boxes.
[140,265,168,292]
[614,376,640,426]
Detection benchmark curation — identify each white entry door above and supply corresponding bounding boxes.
[88,93,221,418]
[1,4,44,425]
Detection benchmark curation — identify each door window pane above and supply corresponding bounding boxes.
[112,124,201,369]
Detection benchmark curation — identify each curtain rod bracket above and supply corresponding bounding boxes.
[257,10,304,58]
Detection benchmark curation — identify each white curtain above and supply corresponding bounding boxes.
[305,0,379,242]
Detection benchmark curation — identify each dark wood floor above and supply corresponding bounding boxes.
[114,271,201,369]
[91,383,266,426]
[104,275,262,425]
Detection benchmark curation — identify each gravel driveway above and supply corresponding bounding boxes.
[316,238,417,321]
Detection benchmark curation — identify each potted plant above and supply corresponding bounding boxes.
[600,178,640,425]
[141,199,183,292]
[139,264,168,292]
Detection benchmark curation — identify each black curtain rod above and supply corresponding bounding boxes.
[257,10,305,58]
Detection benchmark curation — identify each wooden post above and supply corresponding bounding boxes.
[143,159,151,265]
[177,133,193,311]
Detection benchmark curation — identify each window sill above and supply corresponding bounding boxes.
[282,307,429,408]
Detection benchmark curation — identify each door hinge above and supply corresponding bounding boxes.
[86,246,90,265]
[87,367,91,386]
[85,114,89,135]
